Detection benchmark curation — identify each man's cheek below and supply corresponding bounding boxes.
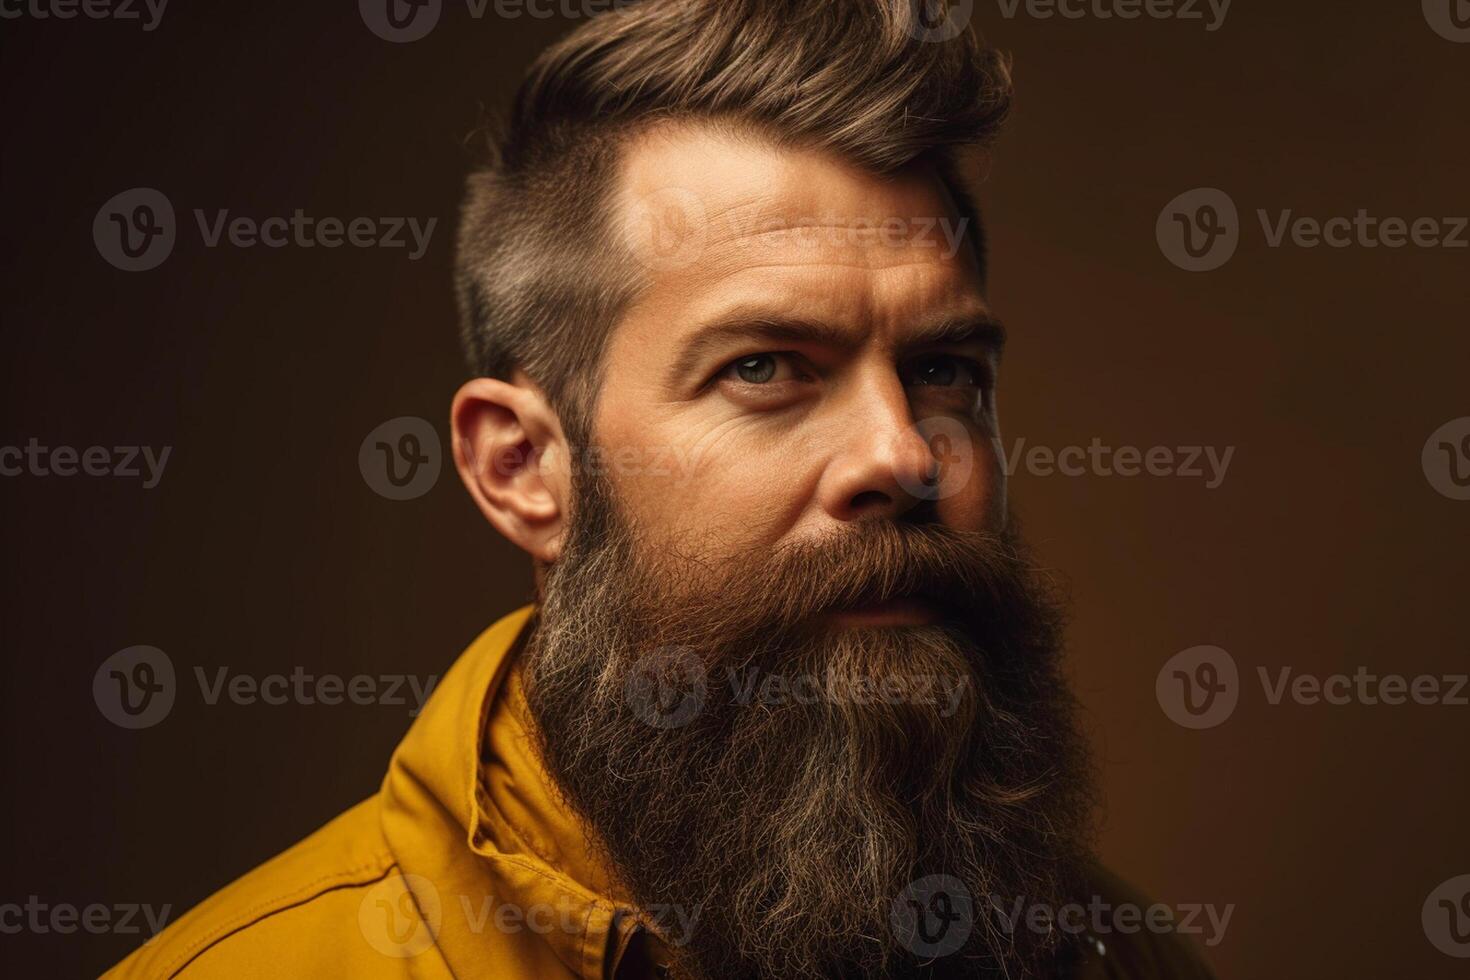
[937,430,1003,530]
[983,440,1008,529]
[681,466,811,555]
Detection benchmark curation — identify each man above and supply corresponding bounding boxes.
[110,1,1214,977]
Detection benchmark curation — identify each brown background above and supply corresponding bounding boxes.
[1,2,1466,976]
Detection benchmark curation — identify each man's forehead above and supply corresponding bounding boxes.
[614,121,981,276]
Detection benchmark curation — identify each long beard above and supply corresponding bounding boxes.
[521,469,1095,979]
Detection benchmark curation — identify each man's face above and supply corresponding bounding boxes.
[519,125,1091,980]
[594,124,1006,599]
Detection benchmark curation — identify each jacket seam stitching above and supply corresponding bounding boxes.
[159,853,396,978]
[480,851,614,907]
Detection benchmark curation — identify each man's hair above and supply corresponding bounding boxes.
[454,0,1013,438]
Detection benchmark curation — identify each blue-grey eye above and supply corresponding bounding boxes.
[734,354,777,383]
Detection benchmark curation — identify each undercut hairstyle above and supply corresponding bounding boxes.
[454,0,1013,440]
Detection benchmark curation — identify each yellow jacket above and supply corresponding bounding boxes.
[107,605,1214,979]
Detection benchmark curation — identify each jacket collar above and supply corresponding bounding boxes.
[379,604,670,979]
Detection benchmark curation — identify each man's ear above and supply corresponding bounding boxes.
[451,371,571,564]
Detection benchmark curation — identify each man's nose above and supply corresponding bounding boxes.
[814,376,938,523]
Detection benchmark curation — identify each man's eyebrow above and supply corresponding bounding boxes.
[666,311,1008,387]
[666,315,857,387]
[906,313,1008,354]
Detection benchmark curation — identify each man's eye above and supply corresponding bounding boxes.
[902,354,987,388]
[722,353,797,385]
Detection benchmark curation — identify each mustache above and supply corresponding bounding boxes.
[628,519,1039,641]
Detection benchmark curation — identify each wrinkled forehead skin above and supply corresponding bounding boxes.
[611,121,988,347]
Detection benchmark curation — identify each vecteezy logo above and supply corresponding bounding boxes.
[622,185,710,273]
[94,188,176,272]
[891,874,972,958]
[1156,645,1239,729]
[1422,417,1470,501]
[93,645,176,729]
[904,0,975,42]
[1424,0,1470,42]
[1423,874,1470,957]
[360,0,441,43]
[624,646,707,729]
[894,416,974,502]
[1156,188,1239,272]
[358,873,441,958]
[359,416,442,500]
